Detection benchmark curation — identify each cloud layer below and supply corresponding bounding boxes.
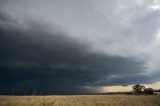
[0,0,160,94]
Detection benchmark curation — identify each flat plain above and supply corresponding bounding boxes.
[0,95,160,106]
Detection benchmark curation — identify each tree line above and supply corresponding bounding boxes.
[132,84,154,95]
[12,88,41,95]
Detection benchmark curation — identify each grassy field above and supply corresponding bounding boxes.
[0,95,160,106]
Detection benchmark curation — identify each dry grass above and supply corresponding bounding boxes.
[0,95,160,106]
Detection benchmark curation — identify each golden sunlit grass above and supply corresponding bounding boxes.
[0,95,160,106]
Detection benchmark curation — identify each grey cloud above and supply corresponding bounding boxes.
[0,12,147,94]
[0,0,160,94]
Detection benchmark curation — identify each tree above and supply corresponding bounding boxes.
[144,88,153,95]
[26,88,37,95]
[132,84,145,95]
[27,88,34,95]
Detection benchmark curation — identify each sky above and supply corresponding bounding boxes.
[0,0,160,94]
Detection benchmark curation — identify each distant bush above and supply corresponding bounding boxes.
[144,88,153,95]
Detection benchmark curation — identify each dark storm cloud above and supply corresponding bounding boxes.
[0,11,148,94]
[1,0,160,94]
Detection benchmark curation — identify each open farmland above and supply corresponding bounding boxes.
[0,95,160,106]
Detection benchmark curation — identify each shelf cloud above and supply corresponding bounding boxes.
[0,0,160,94]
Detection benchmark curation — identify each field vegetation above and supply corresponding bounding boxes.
[0,95,160,106]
